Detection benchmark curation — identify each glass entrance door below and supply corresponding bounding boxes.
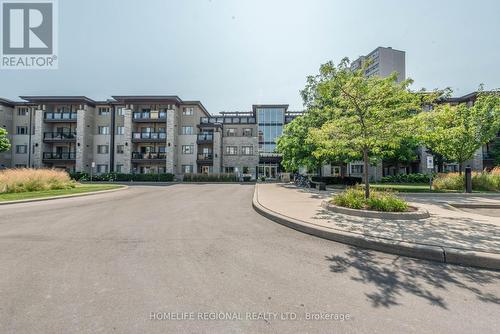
[258,164,278,179]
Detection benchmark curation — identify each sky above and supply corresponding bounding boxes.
[0,0,499,113]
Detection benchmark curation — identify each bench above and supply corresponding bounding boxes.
[311,181,326,191]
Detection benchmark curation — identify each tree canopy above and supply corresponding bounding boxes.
[304,59,422,198]
[0,128,10,153]
[417,92,500,173]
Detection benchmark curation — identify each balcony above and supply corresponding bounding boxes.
[43,152,76,161]
[132,112,167,122]
[131,152,167,162]
[196,133,213,144]
[43,132,77,142]
[44,112,78,122]
[132,132,167,143]
[197,153,213,165]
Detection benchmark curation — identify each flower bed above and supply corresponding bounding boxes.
[0,168,76,193]
[332,188,409,212]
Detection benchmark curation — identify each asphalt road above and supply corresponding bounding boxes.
[0,184,499,334]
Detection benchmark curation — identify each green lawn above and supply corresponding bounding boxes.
[0,184,124,202]
[369,183,444,193]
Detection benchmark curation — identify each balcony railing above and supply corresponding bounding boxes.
[132,112,167,121]
[197,133,213,143]
[132,132,166,141]
[197,153,213,161]
[43,152,76,160]
[44,112,78,121]
[43,132,77,141]
[131,152,167,160]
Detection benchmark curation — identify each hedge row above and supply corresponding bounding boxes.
[380,173,433,184]
[70,172,175,182]
[183,173,249,182]
[311,176,362,186]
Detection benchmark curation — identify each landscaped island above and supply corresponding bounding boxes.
[332,188,409,212]
[0,169,123,202]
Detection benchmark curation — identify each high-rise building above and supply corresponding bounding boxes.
[351,46,406,82]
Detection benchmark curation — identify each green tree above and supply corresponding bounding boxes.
[305,59,421,198]
[418,92,500,174]
[277,108,332,173]
[489,137,500,166]
[0,127,10,153]
[382,137,419,174]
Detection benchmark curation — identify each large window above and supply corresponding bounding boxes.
[16,145,27,154]
[182,145,194,154]
[182,165,193,173]
[350,164,364,174]
[97,145,109,154]
[98,107,110,116]
[257,107,285,153]
[241,146,253,155]
[226,128,237,137]
[98,126,110,135]
[181,126,193,135]
[183,107,194,115]
[225,146,237,155]
[16,126,28,135]
[116,126,125,135]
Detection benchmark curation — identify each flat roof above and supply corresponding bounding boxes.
[252,104,289,113]
[20,96,97,106]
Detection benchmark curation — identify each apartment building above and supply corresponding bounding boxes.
[351,46,406,82]
[0,96,303,180]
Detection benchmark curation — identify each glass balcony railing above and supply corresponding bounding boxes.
[44,112,78,121]
[43,132,77,140]
[197,153,213,160]
[132,112,167,120]
[197,134,213,141]
[132,132,167,140]
[43,152,76,160]
[131,152,167,160]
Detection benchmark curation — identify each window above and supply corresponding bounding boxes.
[116,145,124,154]
[183,107,194,115]
[97,145,109,154]
[226,128,237,137]
[17,107,27,116]
[16,145,27,154]
[243,128,253,137]
[116,107,125,116]
[242,166,250,174]
[15,164,27,168]
[16,126,28,135]
[181,126,193,135]
[158,146,166,153]
[98,126,110,135]
[331,165,341,177]
[116,164,123,173]
[182,145,194,154]
[98,107,110,115]
[116,126,125,135]
[225,146,237,155]
[97,164,108,173]
[182,165,193,173]
[241,146,253,155]
[350,164,364,174]
[225,167,235,173]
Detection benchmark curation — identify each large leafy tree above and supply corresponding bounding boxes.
[489,137,500,166]
[0,128,10,153]
[417,92,500,174]
[305,59,421,198]
[277,108,333,173]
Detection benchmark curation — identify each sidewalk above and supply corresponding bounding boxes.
[253,183,500,270]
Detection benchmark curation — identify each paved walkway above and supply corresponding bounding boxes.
[256,184,500,255]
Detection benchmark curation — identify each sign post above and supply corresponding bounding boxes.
[91,162,96,183]
[426,156,434,191]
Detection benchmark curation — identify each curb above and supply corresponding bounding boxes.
[321,201,430,220]
[252,185,500,270]
[0,186,128,206]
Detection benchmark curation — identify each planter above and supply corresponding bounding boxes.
[321,201,430,220]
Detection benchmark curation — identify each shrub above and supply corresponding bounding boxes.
[311,176,362,186]
[0,168,76,193]
[70,172,175,182]
[432,170,500,192]
[332,188,408,212]
[381,173,431,184]
[183,173,239,182]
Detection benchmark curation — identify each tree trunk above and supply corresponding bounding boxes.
[363,149,370,199]
[459,162,463,175]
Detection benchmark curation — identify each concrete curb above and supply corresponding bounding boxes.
[321,201,430,220]
[0,186,128,206]
[252,186,500,270]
